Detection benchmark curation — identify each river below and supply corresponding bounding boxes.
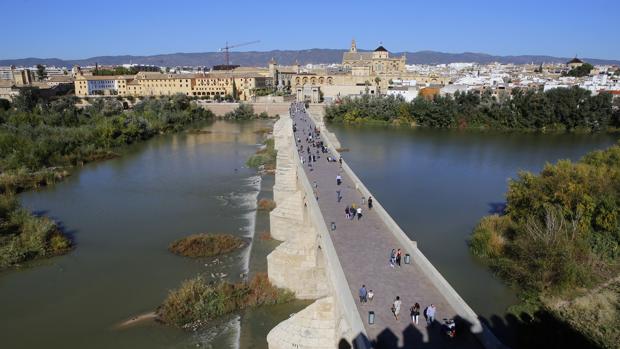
[328,124,618,345]
[0,120,306,349]
[0,119,616,348]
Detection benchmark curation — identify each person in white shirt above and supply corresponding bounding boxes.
[392,296,402,320]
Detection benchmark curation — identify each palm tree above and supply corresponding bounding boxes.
[374,77,382,94]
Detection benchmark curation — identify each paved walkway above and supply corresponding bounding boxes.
[290,106,482,349]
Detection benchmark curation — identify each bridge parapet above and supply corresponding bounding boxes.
[267,113,369,349]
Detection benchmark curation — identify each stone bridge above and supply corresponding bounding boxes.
[266,104,504,349]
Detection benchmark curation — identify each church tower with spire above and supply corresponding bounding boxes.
[350,39,357,53]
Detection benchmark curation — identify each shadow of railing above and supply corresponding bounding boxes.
[337,309,601,349]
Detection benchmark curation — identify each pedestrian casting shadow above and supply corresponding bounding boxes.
[338,309,599,349]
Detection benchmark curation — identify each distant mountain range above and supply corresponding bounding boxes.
[1,49,619,68]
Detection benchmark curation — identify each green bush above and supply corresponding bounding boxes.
[223,103,265,120]
[246,138,276,170]
[0,193,71,269]
[469,215,512,259]
[157,273,293,329]
[471,142,620,296]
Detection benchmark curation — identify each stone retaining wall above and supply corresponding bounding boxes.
[200,102,291,117]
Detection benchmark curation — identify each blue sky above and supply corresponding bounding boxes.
[3,0,619,60]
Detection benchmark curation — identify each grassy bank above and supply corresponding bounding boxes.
[157,272,293,329]
[0,193,71,269]
[247,138,276,171]
[546,277,620,349]
[469,142,620,345]
[168,233,246,258]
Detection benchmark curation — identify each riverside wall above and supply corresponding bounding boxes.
[200,102,291,117]
[266,113,369,349]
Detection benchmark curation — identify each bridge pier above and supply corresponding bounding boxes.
[267,114,361,348]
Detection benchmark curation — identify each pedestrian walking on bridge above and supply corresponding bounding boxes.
[359,285,367,303]
[392,296,402,320]
[410,303,420,325]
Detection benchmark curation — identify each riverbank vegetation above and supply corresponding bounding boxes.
[168,233,246,258]
[470,143,620,347]
[247,138,276,171]
[325,87,620,131]
[223,103,269,120]
[0,93,214,193]
[157,272,293,329]
[0,193,71,269]
[0,93,214,268]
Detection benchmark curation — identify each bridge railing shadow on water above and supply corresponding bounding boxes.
[336,310,601,349]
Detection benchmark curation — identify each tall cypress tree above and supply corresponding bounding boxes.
[232,80,238,101]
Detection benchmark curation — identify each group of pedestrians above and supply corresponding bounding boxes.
[345,204,363,220]
[389,248,403,268]
[358,284,375,303]
[390,297,437,326]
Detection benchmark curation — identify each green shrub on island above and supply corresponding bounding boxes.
[168,233,246,258]
[0,193,71,269]
[157,272,293,329]
[325,87,620,131]
[469,142,620,345]
[223,103,269,120]
[471,143,620,295]
[247,138,276,170]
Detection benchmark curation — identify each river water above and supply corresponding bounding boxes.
[328,124,618,344]
[0,118,617,348]
[0,120,307,349]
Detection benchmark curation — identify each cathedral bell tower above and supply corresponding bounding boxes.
[350,39,357,53]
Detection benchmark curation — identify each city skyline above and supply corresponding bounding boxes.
[3,0,620,61]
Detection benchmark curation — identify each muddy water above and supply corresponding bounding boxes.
[0,120,305,349]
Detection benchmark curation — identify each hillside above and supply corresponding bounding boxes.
[1,49,619,67]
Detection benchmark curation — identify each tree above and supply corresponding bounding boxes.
[13,87,41,112]
[36,64,47,81]
[374,77,382,94]
[232,80,238,101]
[0,99,10,111]
[563,63,594,77]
